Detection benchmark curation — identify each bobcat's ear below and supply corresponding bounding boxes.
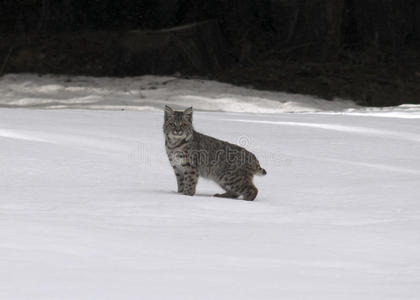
[183,107,193,123]
[164,105,174,119]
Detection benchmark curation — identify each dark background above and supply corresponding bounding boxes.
[1,0,420,106]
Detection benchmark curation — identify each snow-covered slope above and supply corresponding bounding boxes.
[0,73,359,113]
[1,108,419,300]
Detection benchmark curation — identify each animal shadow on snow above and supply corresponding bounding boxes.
[150,189,228,199]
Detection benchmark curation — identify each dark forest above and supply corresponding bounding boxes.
[1,0,419,106]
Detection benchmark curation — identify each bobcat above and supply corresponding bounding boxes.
[163,105,266,201]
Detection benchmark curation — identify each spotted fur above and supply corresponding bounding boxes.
[163,105,266,200]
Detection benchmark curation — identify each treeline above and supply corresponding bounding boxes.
[1,0,419,54]
[0,0,160,33]
[1,0,419,106]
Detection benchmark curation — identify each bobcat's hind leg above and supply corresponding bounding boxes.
[242,184,258,201]
[227,176,258,201]
[216,175,247,200]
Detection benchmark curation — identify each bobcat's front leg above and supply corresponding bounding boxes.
[173,167,184,193]
[183,167,198,196]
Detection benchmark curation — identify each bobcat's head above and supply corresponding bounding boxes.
[163,105,193,141]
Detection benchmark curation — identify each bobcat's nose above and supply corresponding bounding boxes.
[173,130,183,136]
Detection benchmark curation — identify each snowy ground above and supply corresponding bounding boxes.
[1,75,420,299]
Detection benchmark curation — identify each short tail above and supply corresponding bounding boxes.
[255,166,267,176]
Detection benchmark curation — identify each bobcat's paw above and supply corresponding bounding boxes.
[183,190,195,196]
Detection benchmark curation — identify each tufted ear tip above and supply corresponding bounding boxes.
[184,106,193,114]
[183,106,193,122]
[164,105,174,118]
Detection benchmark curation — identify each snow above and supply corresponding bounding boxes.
[342,104,420,119]
[1,74,420,299]
[0,73,358,113]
